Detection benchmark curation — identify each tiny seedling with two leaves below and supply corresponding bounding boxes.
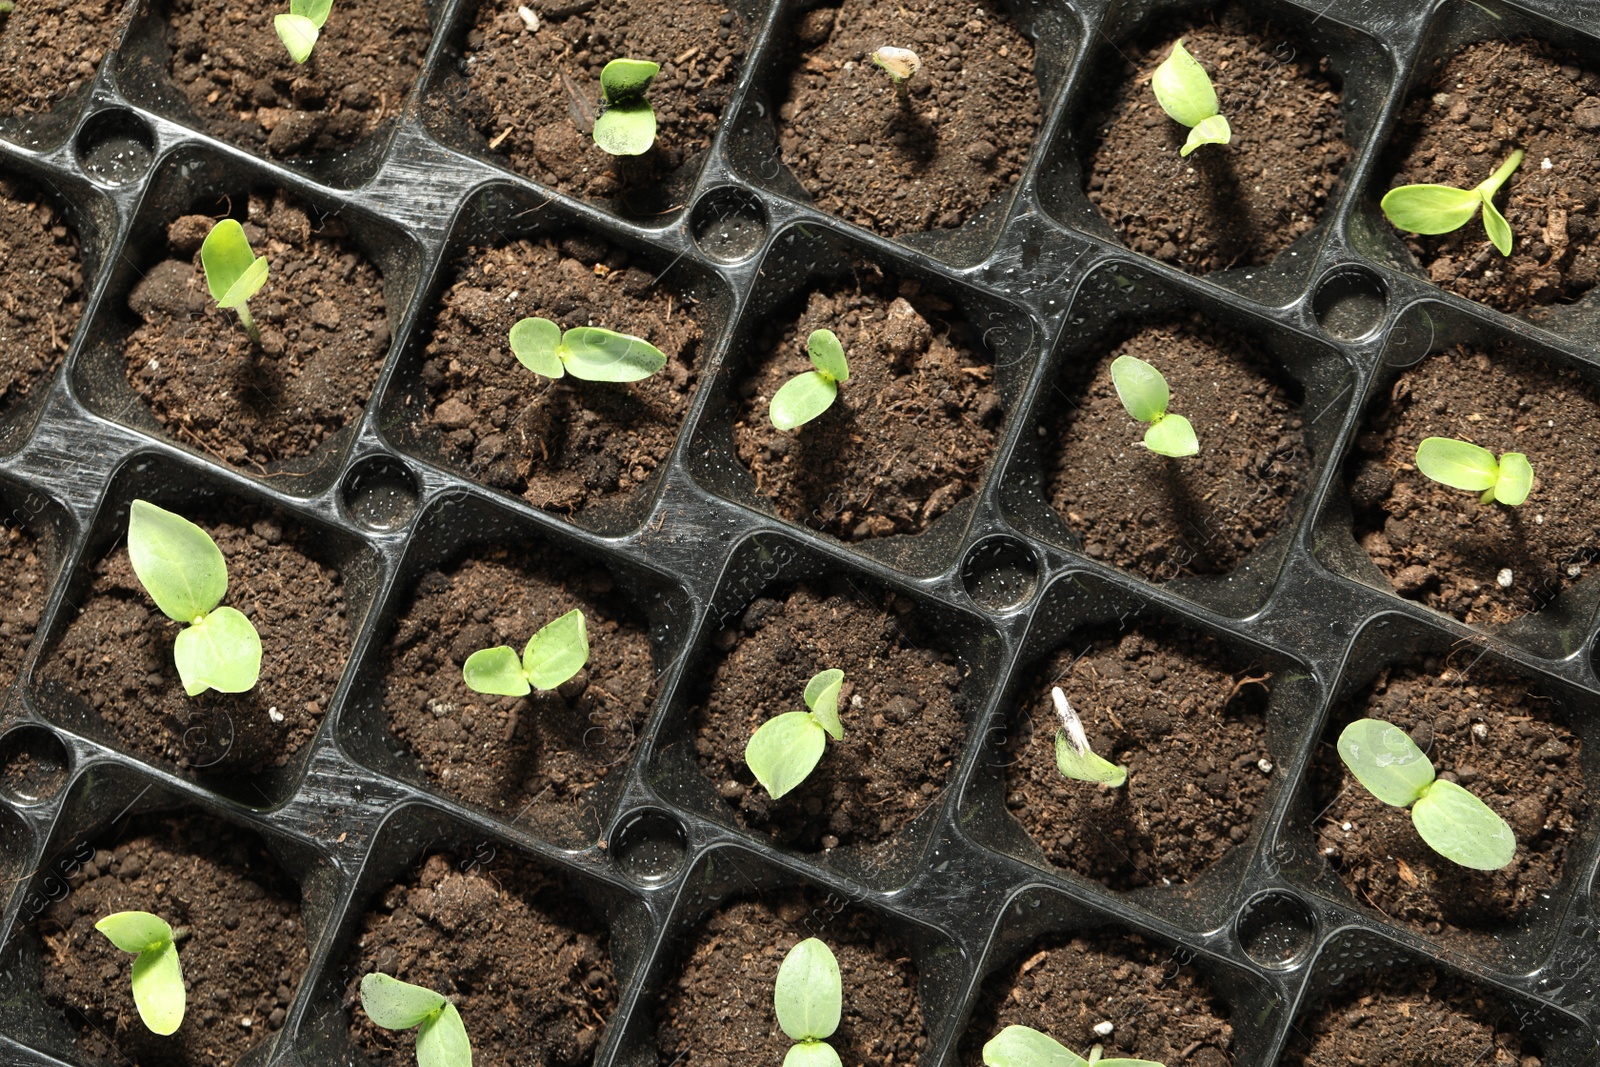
[593,58,660,156]
[770,329,849,431]
[1151,39,1230,157]
[462,609,589,696]
[508,317,667,383]
[745,669,846,799]
[775,938,843,1067]
[361,973,473,1067]
[1415,436,1533,506]
[275,0,332,64]
[1049,687,1126,787]
[1110,355,1198,458]
[200,219,269,344]
[984,1025,1166,1067]
[1382,149,1525,257]
[96,911,187,1036]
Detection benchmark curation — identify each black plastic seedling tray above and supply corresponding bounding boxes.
[5,0,1600,1064]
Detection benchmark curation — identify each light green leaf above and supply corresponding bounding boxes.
[173,606,262,696]
[1095,1059,1170,1067]
[417,1001,474,1067]
[1143,413,1198,457]
[593,102,656,156]
[361,973,447,1030]
[522,608,589,690]
[599,58,659,102]
[982,1026,1090,1067]
[745,711,827,799]
[1109,354,1168,423]
[290,0,332,28]
[217,254,269,310]
[804,669,845,741]
[274,13,319,63]
[1480,193,1513,256]
[1181,113,1231,156]
[1151,38,1220,128]
[1337,718,1435,808]
[560,326,668,382]
[1054,730,1127,787]
[806,329,849,382]
[774,938,841,1042]
[770,371,839,431]
[200,220,266,305]
[784,1042,843,1067]
[1492,452,1533,506]
[96,911,173,954]
[509,317,565,379]
[1415,437,1498,493]
[130,941,186,1035]
[1412,778,1516,871]
[1380,184,1482,236]
[462,646,532,697]
[128,499,228,623]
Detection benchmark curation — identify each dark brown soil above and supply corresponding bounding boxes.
[0,515,48,692]
[1084,6,1348,274]
[410,234,702,522]
[1348,343,1600,626]
[345,851,616,1067]
[378,547,656,847]
[1384,37,1600,314]
[774,0,1040,236]
[0,172,85,426]
[42,504,348,790]
[0,0,123,119]
[438,0,746,210]
[732,277,1000,541]
[963,930,1234,1067]
[1002,623,1274,890]
[120,191,388,471]
[656,891,925,1067]
[39,811,307,1067]
[690,580,966,854]
[1311,659,1585,939]
[161,0,431,157]
[1046,316,1308,580]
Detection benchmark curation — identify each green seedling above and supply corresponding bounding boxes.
[0,3,14,17]
[462,609,589,696]
[593,58,659,156]
[275,0,333,64]
[361,973,473,1067]
[1109,354,1198,457]
[1381,149,1525,257]
[1150,38,1230,157]
[95,911,187,1036]
[1337,717,1515,871]
[775,938,842,1067]
[508,316,667,383]
[200,218,269,343]
[1050,686,1126,787]
[984,1025,1166,1067]
[128,499,263,697]
[744,669,845,800]
[770,329,849,431]
[1415,436,1533,506]
[871,46,921,88]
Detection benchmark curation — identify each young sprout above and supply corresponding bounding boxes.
[744,669,845,799]
[360,973,473,1067]
[1382,149,1525,257]
[0,3,13,16]
[871,46,921,93]
[1337,717,1515,871]
[775,938,842,1067]
[1415,436,1533,506]
[95,911,187,1036]
[1150,39,1231,157]
[1050,687,1126,787]
[984,1025,1167,1067]
[200,218,269,344]
[593,58,660,156]
[462,609,589,696]
[769,329,849,432]
[128,499,263,697]
[275,0,333,64]
[508,316,667,383]
[1109,354,1198,457]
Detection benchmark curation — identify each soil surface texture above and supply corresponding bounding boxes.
[346,851,615,1067]
[774,0,1040,236]
[656,891,925,1067]
[733,276,1000,541]
[0,173,85,431]
[120,192,388,471]
[411,234,702,524]
[1003,623,1274,890]
[379,546,656,846]
[1312,658,1585,939]
[964,930,1234,1067]
[1046,316,1308,580]
[691,580,966,854]
[39,811,307,1067]
[1348,343,1600,626]
[0,512,47,692]
[441,0,746,211]
[42,504,349,794]
[160,0,431,157]
[0,0,123,119]
[1084,6,1348,274]
[1383,37,1600,314]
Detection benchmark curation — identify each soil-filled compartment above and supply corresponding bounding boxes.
[0,0,125,123]
[0,492,53,695]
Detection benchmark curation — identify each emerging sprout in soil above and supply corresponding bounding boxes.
[1415,436,1533,506]
[1381,149,1525,257]
[1109,354,1198,457]
[775,938,843,1067]
[1150,39,1231,157]
[462,608,589,696]
[593,58,660,156]
[984,1025,1167,1067]
[744,668,845,799]
[508,316,667,383]
[1337,717,1515,871]
[770,329,850,432]
[274,0,332,64]
[1050,687,1126,787]
[95,911,187,1036]
[871,46,921,89]
[361,973,474,1067]
[200,218,269,344]
[0,3,13,17]
[128,499,263,697]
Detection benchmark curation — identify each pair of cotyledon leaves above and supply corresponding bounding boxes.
[96,911,186,1036]
[594,58,660,156]
[1415,436,1533,506]
[509,316,668,383]
[745,669,845,799]
[775,938,843,1067]
[461,608,590,696]
[984,1025,1167,1067]
[362,973,473,1067]
[1382,150,1525,257]
[200,219,269,339]
[1109,355,1198,458]
[275,0,332,63]
[1151,39,1231,157]
[771,329,849,431]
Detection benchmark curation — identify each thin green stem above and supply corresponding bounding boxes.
[1476,148,1526,199]
[235,302,261,345]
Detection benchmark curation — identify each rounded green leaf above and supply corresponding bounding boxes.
[1415,437,1499,493]
[174,606,262,696]
[599,57,660,101]
[417,1000,474,1067]
[1380,184,1483,236]
[1492,452,1533,506]
[509,317,565,379]
[1143,413,1199,457]
[1054,730,1127,787]
[1181,113,1231,156]
[275,13,320,63]
[560,326,668,382]
[128,499,228,623]
[290,0,332,28]
[217,254,269,309]
[96,911,173,954]
[200,220,260,304]
[774,937,841,1042]
[1480,193,1514,257]
[784,1041,843,1067]
[1151,38,1220,128]
[593,102,657,156]
[361,972,447,1030]
[804,669,845,741]
[1336,718,1435,808]
[806,329,849,382]
[1109,354,1168,423]
[1411,778,1516,871]
[770,371,839,431]
[982,1025,1090,1067]
[745,711,827,799]
[521,608,589,690]
[130,941,186,1035]
[462,646,532,697]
